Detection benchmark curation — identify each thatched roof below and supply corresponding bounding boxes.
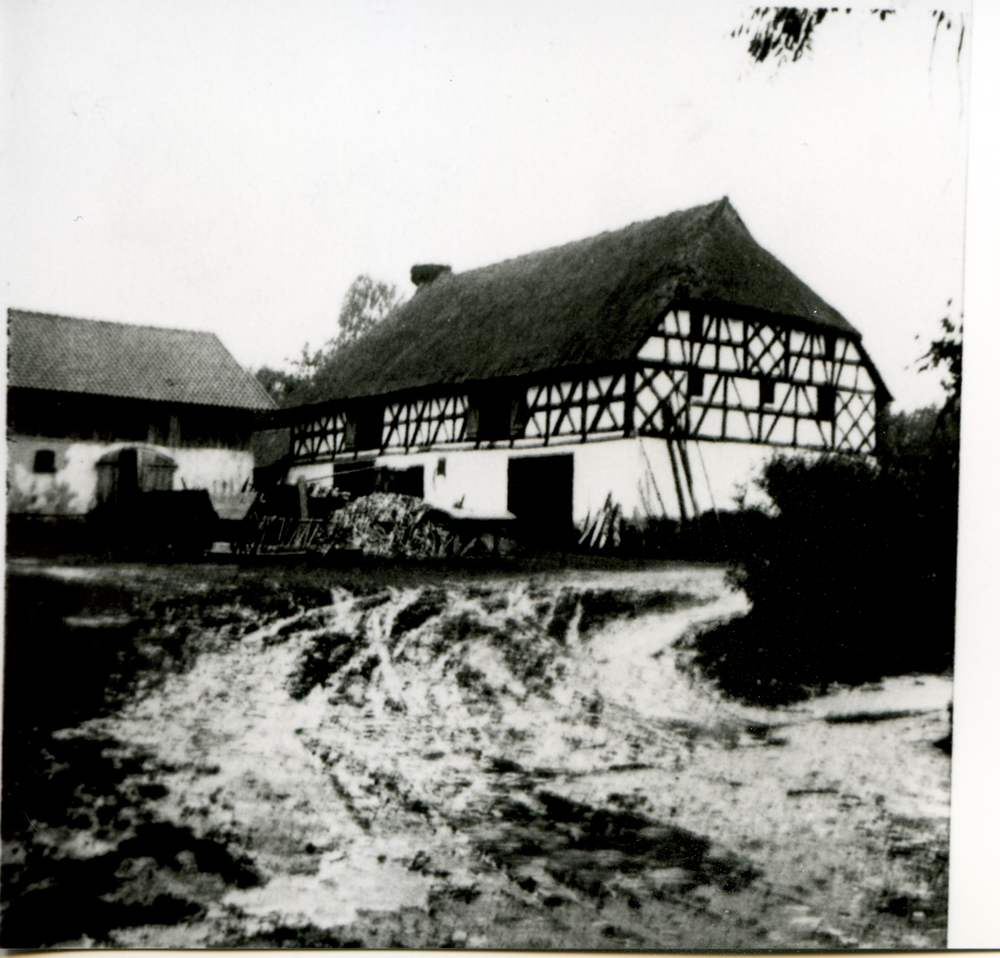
[8,310,275,411]
[302,197,860,405]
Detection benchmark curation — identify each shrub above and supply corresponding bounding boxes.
[689,445,957,705]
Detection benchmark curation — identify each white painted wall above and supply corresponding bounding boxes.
[287,438,779,525]
[573,438,775,522]
[395,448,510,516]
[285,461,336,487]
[6,433,256,515]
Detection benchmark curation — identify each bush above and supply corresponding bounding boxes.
[689,444,957,705]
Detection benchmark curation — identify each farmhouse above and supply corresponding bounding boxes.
[279,198,890,537]
[7,310,275,522]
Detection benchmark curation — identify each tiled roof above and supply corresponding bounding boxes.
[8,310,275,411]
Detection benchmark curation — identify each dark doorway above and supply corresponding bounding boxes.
[333,460,377,498]
[507,454,574,545]
[117,448,138,500]
[378,465,425,499]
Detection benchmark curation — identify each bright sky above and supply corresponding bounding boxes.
[2,1,970,411]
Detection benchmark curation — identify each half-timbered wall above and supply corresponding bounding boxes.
[634,309,879,453]
[292,408,353,461]
[384,395,469,451]
[522,374,628,445]
[290,305,882,467]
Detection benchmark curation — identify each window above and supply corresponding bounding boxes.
[348,401,384,451]
[689,310,704,342]
[33,449,56,473]
[759,378,775,406]
[824,334,837,361]
[687,370,704,397]
[469,386,519,442]
[816,385,836,422]
[510,393,528,440]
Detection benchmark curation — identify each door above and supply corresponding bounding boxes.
[95,447,177,506]
[507,454,574,545]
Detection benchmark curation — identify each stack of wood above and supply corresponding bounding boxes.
[578,494,623,552]
[322,492,453,558]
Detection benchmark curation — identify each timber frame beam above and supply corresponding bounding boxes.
[287,304,889,465]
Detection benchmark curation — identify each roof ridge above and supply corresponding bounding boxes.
[435,198,731,281]
[7,308,222,341]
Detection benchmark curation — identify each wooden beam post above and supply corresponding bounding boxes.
[664,437,689,524]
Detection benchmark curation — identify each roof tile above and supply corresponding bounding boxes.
[8,310,275,411]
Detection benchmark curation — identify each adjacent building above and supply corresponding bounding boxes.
[7,310,275,521]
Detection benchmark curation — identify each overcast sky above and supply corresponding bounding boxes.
[3,1,970,411]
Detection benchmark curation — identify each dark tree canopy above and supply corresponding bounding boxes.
[255,344,327,408]
[733,7,837,65]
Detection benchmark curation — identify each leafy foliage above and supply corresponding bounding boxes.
[918,311,963,401]
[332,274,403,352]
[255,274,403,408]
[733,7,964,67]
[733,7,838,65]
[690,446,957,705]
[255,344,327,408]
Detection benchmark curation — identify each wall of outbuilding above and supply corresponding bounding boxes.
[6,433,255,516]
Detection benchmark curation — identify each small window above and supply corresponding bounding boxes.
[687,370,704,397]
[349,402,384,451]
[510,392,529,440]
[465,404,481,441]
[689,310,704,342]
[816,385,836,422]
[759,378,775,407]
[824,334,837,361]
[469,387,514,442]
[33,449,56,473]
[436,458,447,476]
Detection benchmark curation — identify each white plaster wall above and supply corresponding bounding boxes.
[168,447,255,496]
[6,433,255,515]
[570,439,774,523]
[381,439,775,524]
[286,461,337,487]
[382,449,510,516]
[681,441,776,512]
[280,439,788,526]
[574,440,654,523]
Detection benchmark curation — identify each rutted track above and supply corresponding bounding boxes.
[2,561,951,948]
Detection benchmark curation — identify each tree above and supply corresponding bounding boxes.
[255,365,302,407]
[733,7,965,67]
[918,311,963,404]
[255,344,326,408]
[255,274,402,408]
[332,274,403,351]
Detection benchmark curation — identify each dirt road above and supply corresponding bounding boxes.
[2,558,951,948]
